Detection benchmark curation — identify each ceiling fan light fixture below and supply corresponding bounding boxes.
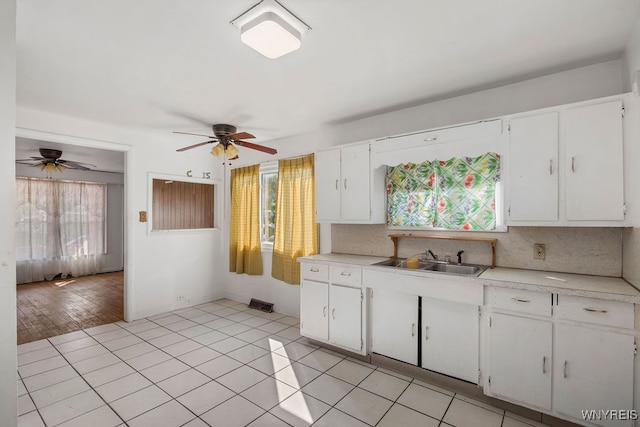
[211,143,225,158]
[231,0,310,59]
[225,143,239,159]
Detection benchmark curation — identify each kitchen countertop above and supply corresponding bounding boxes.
[298,253,640,304]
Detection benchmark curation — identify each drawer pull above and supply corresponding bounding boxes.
[322,306,327,317]
[310,267,319,273]
[335,179,338,190]
[332,308,336,320]
[511,297,531,303]
[411,323,416,337]
[344,178,347,189]
[340,272,352,277]
[563,360,568,378]
[425,326,429,340]
[542,356,546,374]
[549,159,553,175]
[583,307,608,313]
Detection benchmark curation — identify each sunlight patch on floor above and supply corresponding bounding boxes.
[54,279,76,287]
[270,338,314,424]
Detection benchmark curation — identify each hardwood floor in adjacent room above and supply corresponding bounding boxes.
[17,271,124,344]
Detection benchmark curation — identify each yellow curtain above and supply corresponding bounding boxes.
[272,154,318,285]
[229,165,263,275]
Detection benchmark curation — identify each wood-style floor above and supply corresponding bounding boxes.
[17,271,124,345]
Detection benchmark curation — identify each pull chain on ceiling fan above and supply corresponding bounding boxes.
[174,124,277,160]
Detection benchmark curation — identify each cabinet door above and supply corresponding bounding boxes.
[341,144,370,221]
[421,298,478,383]
[315,149,341,221]
[370,289,418,365]
[487,313,552,410]
[564,100,624,221]
[508,113,558,222]
[300,280,328,341]
[554,324,634,427]
[329,285,362,352]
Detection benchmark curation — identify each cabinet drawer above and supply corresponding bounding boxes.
[557,295,633,329]
[330,265,361,287]
[487,287,551,316]
[301,263,329,282]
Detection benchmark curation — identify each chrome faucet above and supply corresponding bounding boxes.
[457,250,464,265]
[426,249,438,261]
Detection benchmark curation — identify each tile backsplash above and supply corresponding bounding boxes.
[331,224,623,277]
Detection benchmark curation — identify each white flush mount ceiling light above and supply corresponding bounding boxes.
[231,0,311,59]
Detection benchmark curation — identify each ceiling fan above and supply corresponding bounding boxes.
[16,148,97,173]
[174,124,277,159]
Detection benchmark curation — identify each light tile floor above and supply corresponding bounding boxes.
[16,299,551,427]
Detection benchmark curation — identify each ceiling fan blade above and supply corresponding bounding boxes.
[229,132,255,140]
[16,156,45,161]
[173,131,217,138]
[16,160,41,165]
[176,140,217,152]
[236,140,277,155]
[59,160,97,169]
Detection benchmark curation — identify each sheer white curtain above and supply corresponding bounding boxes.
[15,177,106,284]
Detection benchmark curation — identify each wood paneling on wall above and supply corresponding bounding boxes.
[152,179,214,230]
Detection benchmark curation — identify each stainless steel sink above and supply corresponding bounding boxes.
[423,263,485,276]
[373,258,488,276]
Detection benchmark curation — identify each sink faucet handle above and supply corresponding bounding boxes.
[427,249,438,261]
[456,250,465,265]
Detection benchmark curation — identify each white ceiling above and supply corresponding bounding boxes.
[15,0,640,171]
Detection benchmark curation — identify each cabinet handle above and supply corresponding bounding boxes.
[344,178,347,189]
[549,159,553,175]
[425,137,438,142]
[323,306,327,317]
[335,179,338,190]
[542,356,546,374]
[563,360,568,378]
[332,308,336,320]
[340,272,352,277]
[571,156,575,173]
[425,326,429,340]
[411,323,416,337]
[511,297,531,303]
[310,267,319,273]
[583,307,608,313]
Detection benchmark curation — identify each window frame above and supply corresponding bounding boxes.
[259,161,278,251]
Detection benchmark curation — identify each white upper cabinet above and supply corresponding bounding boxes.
[507,98,627,226]
[508,112,559,222]
[563,100,624,221]
[315,142,386,223]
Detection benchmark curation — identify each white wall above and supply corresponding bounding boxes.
[1,1,17,425]
[15,164,125,275]
[622,15,640,287]
[16,108,225,321]
[222,60,626,317]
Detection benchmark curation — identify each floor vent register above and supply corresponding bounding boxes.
[248,298,274,313]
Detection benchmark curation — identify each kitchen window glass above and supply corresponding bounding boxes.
[260,162,278,248]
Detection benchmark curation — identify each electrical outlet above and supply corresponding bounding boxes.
[176,295,185,302]
[533,243,546,260]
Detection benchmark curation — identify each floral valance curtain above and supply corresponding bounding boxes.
[386,152,500,230]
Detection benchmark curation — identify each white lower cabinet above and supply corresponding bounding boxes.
[328,284,363,352]
[486,313,552,411]
[300,262,365,354]
[554,324,634,427]
[300,279,329,341]
[421,298,479,384]
[370,288,419,365]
